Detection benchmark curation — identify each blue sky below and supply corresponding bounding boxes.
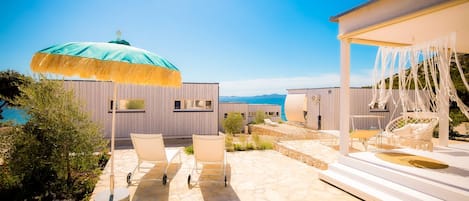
[0,0,377,96]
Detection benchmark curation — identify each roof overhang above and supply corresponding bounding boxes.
[331,0,469,52]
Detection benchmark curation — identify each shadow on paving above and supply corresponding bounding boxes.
[131,163,182,201]
[188,164,240,201]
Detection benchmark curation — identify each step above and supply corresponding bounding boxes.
[320,163,441,201]
[339,155,469,201]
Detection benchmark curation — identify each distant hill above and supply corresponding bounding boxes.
[220,94,287,121]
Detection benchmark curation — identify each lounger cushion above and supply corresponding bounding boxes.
[410,123,432,140]
[393,125,413,138]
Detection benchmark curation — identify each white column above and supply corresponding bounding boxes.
[438,62,450,146]
[339,39,351,155]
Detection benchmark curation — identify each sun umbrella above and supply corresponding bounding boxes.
[30,39,181,200]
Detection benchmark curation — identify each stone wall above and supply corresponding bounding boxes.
[273,142,329,170]
[249,125,285,138]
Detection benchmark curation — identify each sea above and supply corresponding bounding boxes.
[1,107,28,125]
[220,94,287,121]
[1,94,288,124]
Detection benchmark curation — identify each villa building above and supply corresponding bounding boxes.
[64,80,219,140]
[285,87,422,130]
[218,102,282,132]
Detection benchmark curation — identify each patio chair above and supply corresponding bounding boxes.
[187,134,227,187]
[127,133,181,185]
[264,118,279,127]
[384,112,438,151]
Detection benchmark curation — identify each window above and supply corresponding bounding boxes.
[109,99,145,113]
[369,102,389,112]
[276,112,279,116]
[268,112,275,116]
[174,100,181,110]
[241,113,245,120]
[174,99,213,112]
[224,113,228,118]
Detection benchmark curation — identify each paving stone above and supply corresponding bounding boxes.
[92,149,359,201]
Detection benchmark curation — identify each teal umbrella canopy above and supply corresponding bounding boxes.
[31,42,181,85]
[108,39,131,46]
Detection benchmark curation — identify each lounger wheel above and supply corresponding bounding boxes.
[162,174,167,185]
[224,176,227,187]
[187,174,191,186]
[126,172,132,185]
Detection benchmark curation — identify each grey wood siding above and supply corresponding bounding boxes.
[63,81,219,139]
[247,104,282,123]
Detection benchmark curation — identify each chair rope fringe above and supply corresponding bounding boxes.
[370,33,469,121]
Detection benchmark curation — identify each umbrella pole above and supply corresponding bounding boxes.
[110,82,118,199]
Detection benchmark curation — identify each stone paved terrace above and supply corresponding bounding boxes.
[92,149,361,201]
[252,123,398,170]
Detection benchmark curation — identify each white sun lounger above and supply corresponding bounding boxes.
[127,133,181,185]
[264,118,279,127]
[188,134,227,187]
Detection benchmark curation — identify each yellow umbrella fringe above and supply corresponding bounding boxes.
[31,52,182,87]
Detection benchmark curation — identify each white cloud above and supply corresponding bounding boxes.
[220,73,373,96]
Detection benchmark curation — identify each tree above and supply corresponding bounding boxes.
[0,70,31,119]
[255,110,267,124]
[223,112,244,134]
[2,77,106,200]
[448,54,469,131]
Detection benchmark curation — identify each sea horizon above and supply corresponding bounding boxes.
[220,94,287,121]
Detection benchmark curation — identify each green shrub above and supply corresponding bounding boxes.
[1,78,106,200]
[184,145,194,155]
[239,134,247,146]
[246,143,255,150]
[252,133,260,148]
[233,143,245,151]
[258,141,274,150]
[225,133,234,152]
[255,111,267,124]
[223,112,244,134]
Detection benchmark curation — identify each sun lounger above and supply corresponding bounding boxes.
[127,133,181,185]
[264,118,279,127]
[188,134,227,187]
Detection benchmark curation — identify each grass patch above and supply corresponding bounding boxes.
[228,133,273,152]
[257,141,274,150]
[184,133,274,154]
